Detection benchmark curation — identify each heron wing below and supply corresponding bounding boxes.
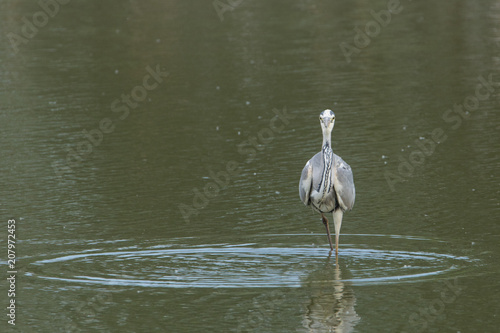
[299,160,313,206]
[299,153,323,206]
[333,155,355,211]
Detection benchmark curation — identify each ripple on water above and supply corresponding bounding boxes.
[25,234,477,288]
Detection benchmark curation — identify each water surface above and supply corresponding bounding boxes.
[1,0,499,332]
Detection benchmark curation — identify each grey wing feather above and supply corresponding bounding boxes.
[333,155,355,211]
[299,160,313,206]
[299,153,323,206]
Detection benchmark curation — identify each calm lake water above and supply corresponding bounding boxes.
[1,0,500,332]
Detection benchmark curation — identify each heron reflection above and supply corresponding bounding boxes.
[301,258,360,332]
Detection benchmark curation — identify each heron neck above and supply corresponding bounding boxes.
[322,131,332,150]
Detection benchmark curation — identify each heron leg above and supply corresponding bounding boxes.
[321,213,334,252]
[333,210,344,258]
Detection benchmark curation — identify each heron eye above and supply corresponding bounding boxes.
[331,117,335,122]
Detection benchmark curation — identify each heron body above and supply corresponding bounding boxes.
[299,109,355,257]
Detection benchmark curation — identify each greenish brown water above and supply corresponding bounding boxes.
[1,0,500,332]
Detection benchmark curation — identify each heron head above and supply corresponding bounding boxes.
[319,109,335,131]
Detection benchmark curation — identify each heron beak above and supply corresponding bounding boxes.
[322,117,332,127]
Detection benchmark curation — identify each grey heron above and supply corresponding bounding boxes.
[299,109,355,257]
